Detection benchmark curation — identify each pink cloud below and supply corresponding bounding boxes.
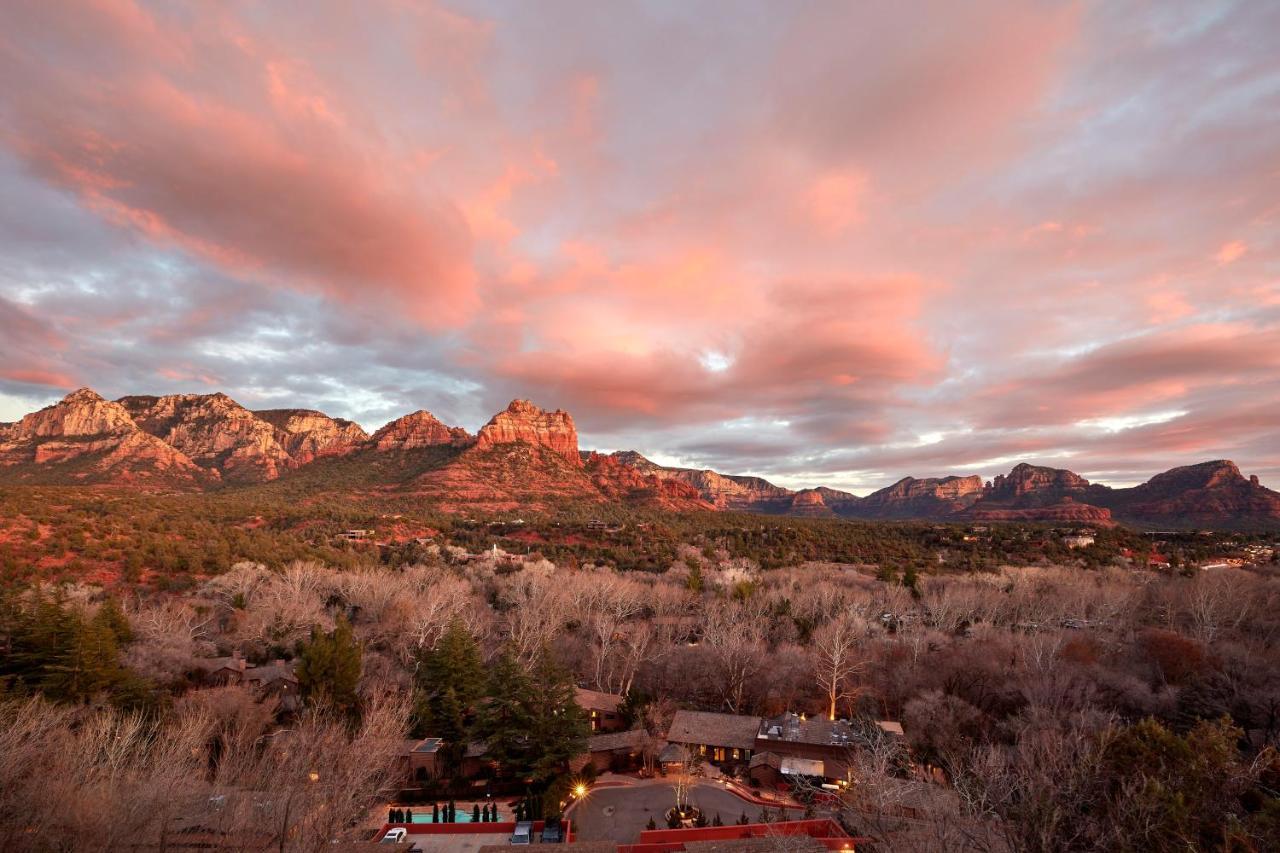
[1215,240,1247,265]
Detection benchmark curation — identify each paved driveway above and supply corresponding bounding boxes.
[568,782,800,844]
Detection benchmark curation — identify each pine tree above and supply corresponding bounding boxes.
[474,651,535,773]
[92,597,134,644]
[646,816,657,830]
[686,559,704,593]
[296,615,362,716]
[472,804,480,822]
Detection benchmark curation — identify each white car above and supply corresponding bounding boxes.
[381,827,407,844]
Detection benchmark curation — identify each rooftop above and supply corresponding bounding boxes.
[668,710,761,751]
[588,728,647,753]
[758,712,856,747]
[575,687,623,713]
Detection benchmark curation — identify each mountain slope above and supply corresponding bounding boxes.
[0,389,208,485]
[119,393,295,483]
[255,409,369,463]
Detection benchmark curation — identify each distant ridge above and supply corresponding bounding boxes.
[1,388,1277,528]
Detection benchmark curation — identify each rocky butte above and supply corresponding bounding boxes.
[369,411,471,451]
[473,400,582,466]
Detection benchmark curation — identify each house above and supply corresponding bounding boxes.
[194,655,298,709]
[199,652,249,685]
[753,712,858,784]
[245,658,298,692]
[666,710,759,770]
[575,687,626,732]
[570,728,649,774]
[337,528,375,541]
[399,737,491,784]
[1062,533,1095,549]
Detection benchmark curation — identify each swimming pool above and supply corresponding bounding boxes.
[406,806,503,823]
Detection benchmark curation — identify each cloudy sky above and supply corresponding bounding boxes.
[1,0,1277,493]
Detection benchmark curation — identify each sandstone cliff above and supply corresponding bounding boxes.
[1109,460,1280,526]
[608,451,794,511]
[369,411,471,451]
[852,475,984,519]
[255,409,369,463]
[474,400,581,465]
[119,393,294,483]
[0,389,206,484]
[584,452,715,511]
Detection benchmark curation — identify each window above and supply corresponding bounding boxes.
[732,749,740,760]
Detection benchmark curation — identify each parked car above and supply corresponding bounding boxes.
[540,819,564,843]
[380,828,407,844]
[509,821,533,844]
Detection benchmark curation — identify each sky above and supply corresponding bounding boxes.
[0,0,1277,494]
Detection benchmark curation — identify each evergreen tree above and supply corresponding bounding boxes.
[667,809,682,829]
[296,615,362,716]
[646,816,657,830]
[685,559,704,593]
[432,803,439,822]
[473,651,535,772]
[92,597,134,644]
[411,621,484,772]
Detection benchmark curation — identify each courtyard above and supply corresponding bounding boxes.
[568,781,804,844]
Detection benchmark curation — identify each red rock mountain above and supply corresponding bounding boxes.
[959,498,1115,525]
[119,393,296,483]
[986,463,1096,505]
[3,389,1277,527]
[1110,460,1280,526]
[0,389,207,485]
[474,400,581,465]
[608,451,793,511]
[255,409,369,463]
[369,411,471,451]
[854,475,984,519]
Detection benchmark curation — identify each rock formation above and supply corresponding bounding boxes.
[986,463,1094,504]
[584,452,714,511]
[788,488,835,517]
[958,498,1115,525]
[1109,460,1280,526]
[368,411,470,452]
[852,475,984,519]
[256,409,369,463]
[118,393,294,483]
[474,400,580,465]
[0,389,206,484]
[1,390,1277,527]
[608,451,794,511]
